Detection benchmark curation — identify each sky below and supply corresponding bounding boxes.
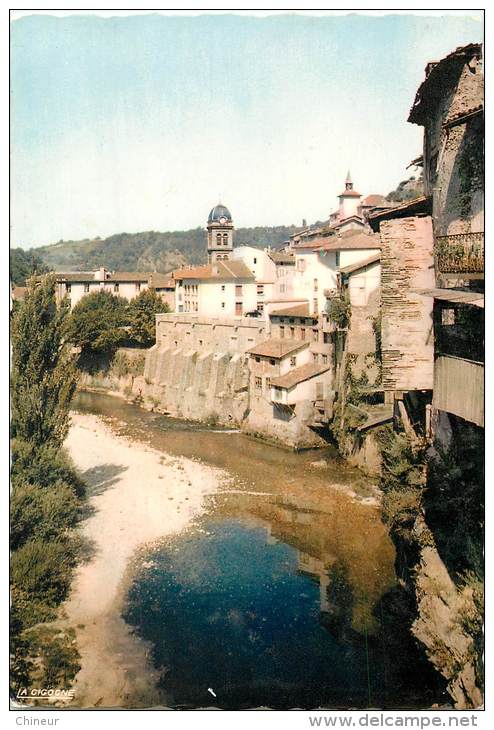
[10,11,483,249]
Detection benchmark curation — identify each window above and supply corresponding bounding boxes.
[313,298,318,314]
[255,356,261,363]
[314,278,318,291]
[84,283,90,293]
[216,233,222,245]
[279,283,286,293]
[253,257,257,264]
[114,283,119,293]
[221,285,225,292]
[235,285,243,297]
[257,302,264,313]
[223,233,228,246]
[322,354,328,365]
[312,329,318,342]
[289,318,295,324]
[221,302,225,309]
[199,339,203,347]
[323,332,331,344]
[135,282,141,292]
[280,326,285,339]
[290,356,297,367]
[265,377,271,390]
[335,252,340,268]
[257,284,264,296]
[290,327,295,338]
[66,283,71,293]
[269,359,275,366]
[235,301,243,316]
[297,258,306,272]
[255,376,262,391]
[313,353,319,363]
[301,328,306,340]
[279,318,285,324]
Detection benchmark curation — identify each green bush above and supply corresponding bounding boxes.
[127,289,170,346]
[111,350,146,377]
[11,540,77,614]
[66,289,129,354]
[11,439,86,498]
[327,296,351,329]
[376,425,426,530]
[10,480,81,551]
[28,626,81,690]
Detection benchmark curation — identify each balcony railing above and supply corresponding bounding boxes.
[435,232,484,274]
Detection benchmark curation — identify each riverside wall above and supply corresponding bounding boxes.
[136,314,268,425]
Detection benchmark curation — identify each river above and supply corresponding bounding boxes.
[72,392,446,710]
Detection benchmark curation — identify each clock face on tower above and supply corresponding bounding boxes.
[219,216,227,224]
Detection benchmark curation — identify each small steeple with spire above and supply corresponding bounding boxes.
[345,170,353,191]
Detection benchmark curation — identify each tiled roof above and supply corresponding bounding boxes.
[338,189,361,198]
[269,252,295,264]
[367,195,432,231]
[55,270,176,285]
[339,252,381,275]
[110,271,152,282]
[362,194,387,207]
[271,363,330,389]
[55,272,96,282]
[148,273,176,288]
[270,303,311,318]
[312,232,381,251]
[246,338,309,359]
[174,260,254,281]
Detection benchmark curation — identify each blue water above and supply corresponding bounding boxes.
[75,393,446,709]
[124,519,441,710]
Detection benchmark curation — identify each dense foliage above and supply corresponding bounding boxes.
[327,295,351,329]
[67,288,168,354]
[386,174,424,202]
[11,274,78,449]
[127,288,170,346]
[32,225,297,273]
[10,276,85,698]
[66,290,129,354]
[10,247,49,286]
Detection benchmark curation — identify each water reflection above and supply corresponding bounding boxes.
[74,392,446,709]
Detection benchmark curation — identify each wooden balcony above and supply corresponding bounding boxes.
[435,232,484,275]
[433,355,484,428]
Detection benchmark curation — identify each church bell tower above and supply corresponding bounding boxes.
[207,203,233,263]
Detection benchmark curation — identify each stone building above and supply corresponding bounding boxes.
[55,268,176,310]
[408,42,484,431]
[143,192,383,448]
[244,338,332,447]
[368,42,484,437]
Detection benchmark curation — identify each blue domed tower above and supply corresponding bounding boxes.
[207,203,233,263]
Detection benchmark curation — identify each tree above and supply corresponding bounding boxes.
[66,289,128,354]
[11,274,78,450]
[10,248,49,286]
[127,288,170,346]
[386,174,424,203]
